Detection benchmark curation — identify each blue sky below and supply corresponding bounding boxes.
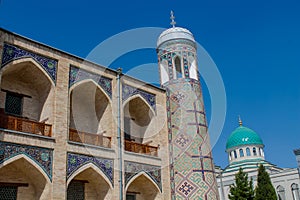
[1,0,300,169]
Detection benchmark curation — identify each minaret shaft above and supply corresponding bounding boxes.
[157,14,219,198]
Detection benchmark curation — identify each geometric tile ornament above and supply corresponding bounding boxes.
[67,152,114,185]
[0,141,53,181]
[69,65,112,99]
[1,43,57,84]
[165,79,219,200]
[122,84,156,111]
[124,161,162,192]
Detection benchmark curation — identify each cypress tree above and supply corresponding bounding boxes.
[254,164,277,200]
[228,167,254,200]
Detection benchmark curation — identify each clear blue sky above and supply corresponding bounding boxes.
[1,0,299,169]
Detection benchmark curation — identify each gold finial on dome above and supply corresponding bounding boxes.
[170,10,176,28]
[238,115,243,126]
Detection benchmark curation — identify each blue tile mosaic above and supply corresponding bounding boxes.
[0,141,53,181]
[122,84,156,111]
[69,65,112,99]
[125,161,161,191]
[67,152,113,185]
[1,43,57,83]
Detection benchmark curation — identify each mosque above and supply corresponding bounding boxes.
[216,118,300,200]
[0,12,299,200]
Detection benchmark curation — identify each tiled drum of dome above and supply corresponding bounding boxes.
[166,80,219,199]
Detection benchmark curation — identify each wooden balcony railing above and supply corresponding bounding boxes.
[69,128,111,148]
[0,114,52,137]
[125,140,158,156]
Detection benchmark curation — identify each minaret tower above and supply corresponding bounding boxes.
[157,11,219,199]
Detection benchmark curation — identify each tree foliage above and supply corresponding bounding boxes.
[228,167,254,200]
[254,164,277,200]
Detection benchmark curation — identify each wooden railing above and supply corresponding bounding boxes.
[0,114,52,137]
[125,140,158,156]
[69,128,111,148]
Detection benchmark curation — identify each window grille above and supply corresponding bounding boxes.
[0,186,18,200]
[67,181,85,200]
[5,92,23,116]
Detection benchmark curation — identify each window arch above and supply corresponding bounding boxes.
[239,149,244,157]
[246,147,251,156]
[277,185,286,200]
[292,183,300,200]
[174,56,182,78]
[253,147,257,156]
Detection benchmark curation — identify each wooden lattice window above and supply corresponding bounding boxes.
[126,193,136,200]
[5,92,23,116]
[0,186,18,200]
[67,180,85,200]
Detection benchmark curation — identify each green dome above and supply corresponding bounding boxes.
[226,126,264,150]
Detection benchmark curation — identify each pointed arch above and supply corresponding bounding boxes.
[67,162,113,189]
[0,154,51,183]
[123,94,155,117]
[125,171,161,193]
[1,57,55,86]
[69,79,112,104]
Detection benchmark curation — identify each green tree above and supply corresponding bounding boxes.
[254,164,277,200]
[228,167,254,200]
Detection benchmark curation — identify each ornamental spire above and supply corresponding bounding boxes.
[238,115,243,126]
[170,10,176,28]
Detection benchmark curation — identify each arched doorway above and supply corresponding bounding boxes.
[69,80,112,147]
[0,155,50,199]
[123,96,157,156]
[0,59,54,136]
[126,172,162,200]
[67,164,112,200]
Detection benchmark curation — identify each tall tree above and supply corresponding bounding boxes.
[228,167,254,200]
[254,164,277,200]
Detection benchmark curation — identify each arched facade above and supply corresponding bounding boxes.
[125,172,162,200]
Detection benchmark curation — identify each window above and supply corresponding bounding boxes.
[233,150,237,159]
[239,149,244,157]
[253,147,257,156]
[5,92,23,116]
[292,183,300,200]
[246,147,251,156]
[126,193,136,200]
[277,185,286,200]
[0,186,18,200]
[175,57,182,78]
[67,180,85,200]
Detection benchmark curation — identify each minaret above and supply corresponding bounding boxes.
[157,11,219,199]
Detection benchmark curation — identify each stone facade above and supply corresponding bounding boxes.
[0,28,170,200]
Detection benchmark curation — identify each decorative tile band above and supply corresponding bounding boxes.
[0,141,53,181]
[67,152,113,185]
[69,65,112,99]
[122,84,156,111]
[125,161,162,191]
[166,80,219,199]
[1,43,57,83]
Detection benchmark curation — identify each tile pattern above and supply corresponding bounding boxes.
[165,79,219,199]
[0,141,53,181]
[122,84,156,111]
[124,161,161,191]
[67,152,113,185]
[1,43,57,83]
[69,65,112,98]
